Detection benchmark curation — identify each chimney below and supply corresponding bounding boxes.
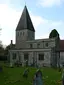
[11,40,13,45]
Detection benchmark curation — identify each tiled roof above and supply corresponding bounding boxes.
[16,6,35,32]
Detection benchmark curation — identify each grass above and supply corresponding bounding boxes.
[0,61,62,85]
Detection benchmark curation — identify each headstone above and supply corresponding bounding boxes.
[25,60,28,67]
[33,69,43,85]
[33,75,36,85]
[36,69,42,77]
[62,69,64,85]
[23,68,29,79]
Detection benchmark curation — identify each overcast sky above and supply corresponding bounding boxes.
[0,0,64,45]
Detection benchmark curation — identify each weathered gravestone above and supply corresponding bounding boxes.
[62,69,64,85]
[23,68,29,79]
[33,69,43,85]
[25,60,28,67]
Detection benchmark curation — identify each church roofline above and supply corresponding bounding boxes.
[26,37,56,43]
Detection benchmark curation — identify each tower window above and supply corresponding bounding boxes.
[37,43,40,48]
[45,42,48,47]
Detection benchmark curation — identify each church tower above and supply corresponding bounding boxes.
[16,6,35,48]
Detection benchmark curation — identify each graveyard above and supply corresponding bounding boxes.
[0,61,62,85]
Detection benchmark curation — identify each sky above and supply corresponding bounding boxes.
[0,0,64,46]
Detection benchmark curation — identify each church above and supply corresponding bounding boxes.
[9,6,64,67]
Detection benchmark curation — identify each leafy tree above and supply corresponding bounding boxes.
[4,44,15,62]
[0,43,6,60]
[49,29,60,39]
[4,44,15,55]
[4,45,11,55]
[0,42,4,55]
[0,46,4,56]
[0,29,7,60]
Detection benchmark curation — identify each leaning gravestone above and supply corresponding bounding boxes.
[25,60,28,67]
[33,75,36,85]
[23,68,29,79]
[33,69,43,85]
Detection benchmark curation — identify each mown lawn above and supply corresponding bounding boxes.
[0,61,62,85]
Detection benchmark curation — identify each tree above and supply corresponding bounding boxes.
[49,29,60,39]
[0,41,4,56]
[0,46,4,56]
[0,43,6,60]
[4,44,15,55]
[4,44,15,62]
[4,45,11,55]
[0,28,7,61]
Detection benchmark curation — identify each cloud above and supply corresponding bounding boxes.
[31,15,48,28]
[0,4,64,45]
[0,4,22,45]
[0,4,49,45]
[37,0,64,7]
[30,13,64,39]
[36,33,49,39]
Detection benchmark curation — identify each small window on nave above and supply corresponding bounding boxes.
[45,42,48,47]
[38,54,44,60]
[24,54,28,60]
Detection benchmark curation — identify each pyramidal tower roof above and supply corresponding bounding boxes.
[16,6,35,32]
